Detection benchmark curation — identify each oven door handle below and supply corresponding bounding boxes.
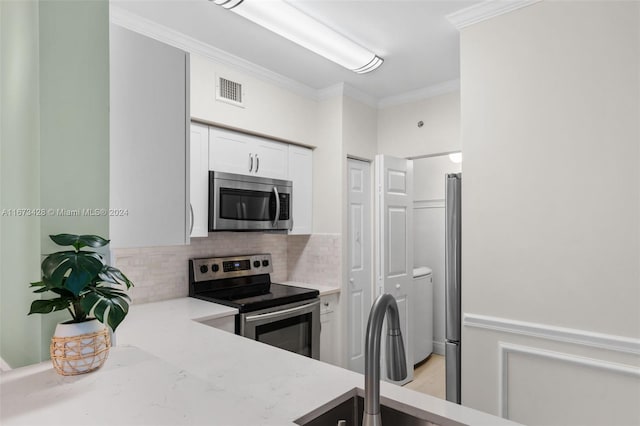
[245,300,319,323]
[272,186,280,227]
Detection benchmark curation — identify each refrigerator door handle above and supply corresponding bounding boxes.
[445,173,462,342]
[445,341,461,404]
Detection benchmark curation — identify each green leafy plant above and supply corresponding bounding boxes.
[28,234,134,331]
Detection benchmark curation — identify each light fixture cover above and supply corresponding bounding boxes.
[211,0,383,74]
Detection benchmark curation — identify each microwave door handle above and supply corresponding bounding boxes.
[273,186,280,227]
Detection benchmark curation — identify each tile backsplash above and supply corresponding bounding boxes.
[112,232,341,304]
[287,234,341,287]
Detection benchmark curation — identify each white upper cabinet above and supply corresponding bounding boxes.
[209,127,288,180]
[288,145,313,235]
[190,123,209,238]
[252,137,289,180]
[110,25,189,248]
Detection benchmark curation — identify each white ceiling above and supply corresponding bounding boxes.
[112,0,479,100]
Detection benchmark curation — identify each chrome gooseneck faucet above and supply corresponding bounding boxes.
[363,293,408,426]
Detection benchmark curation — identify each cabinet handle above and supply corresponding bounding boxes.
[189,203,194,235]
[249,154,253,172]
[255,154,260,173]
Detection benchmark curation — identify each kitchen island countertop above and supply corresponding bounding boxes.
[0,297,517,426]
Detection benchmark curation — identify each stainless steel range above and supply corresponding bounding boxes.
[189,254,320,359]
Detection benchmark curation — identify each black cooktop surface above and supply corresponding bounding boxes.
[193,283,319,313]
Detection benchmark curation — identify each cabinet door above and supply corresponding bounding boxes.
[110,25,189,248]
[190,123,209,238]
[253,137,289,180]
[209,127,254,175]
[288,145,313,234]
[320,293,340,365]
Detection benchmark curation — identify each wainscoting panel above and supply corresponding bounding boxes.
[461,314,640,426]
[499,342,640,425]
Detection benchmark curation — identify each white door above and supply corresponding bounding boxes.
[347,159,372,374]
[375,155,414,385]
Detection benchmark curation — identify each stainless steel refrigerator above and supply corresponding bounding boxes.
[445,173,462,404]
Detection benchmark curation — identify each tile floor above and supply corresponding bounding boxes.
[404,354,445,399]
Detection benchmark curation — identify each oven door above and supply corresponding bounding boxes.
[239,299,320,359]
[210,171,292,231]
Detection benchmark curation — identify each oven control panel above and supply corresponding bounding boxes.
[191,254,273,282]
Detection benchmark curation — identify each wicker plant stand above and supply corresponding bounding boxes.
[50,320,111,376]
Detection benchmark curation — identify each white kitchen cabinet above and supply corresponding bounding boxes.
[209,127,288,180]
[190,122,209,238]
[288,145,313,235]
[320,293,340,366]
[110,24,190,248]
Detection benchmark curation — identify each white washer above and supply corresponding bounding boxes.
[413,266,433,365]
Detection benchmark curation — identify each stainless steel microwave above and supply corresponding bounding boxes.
[209,171,293,231]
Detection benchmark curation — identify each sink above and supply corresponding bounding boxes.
[295,388,466,426]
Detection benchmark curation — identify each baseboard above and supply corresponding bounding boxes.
[433,341,445,356]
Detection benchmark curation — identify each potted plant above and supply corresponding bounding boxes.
[28,233,133,376]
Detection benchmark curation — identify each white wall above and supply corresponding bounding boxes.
[413,155,461,355]
[343,96,378,161]
[191,54,317,147]
[0,0,43,368]
[377,91,460,158]
[313,95,343,234]
[460,2,640,425]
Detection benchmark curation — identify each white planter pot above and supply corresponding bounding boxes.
[50,319,110,376]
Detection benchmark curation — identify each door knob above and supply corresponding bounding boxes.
[395,284,401,289]
[349,278,355,284]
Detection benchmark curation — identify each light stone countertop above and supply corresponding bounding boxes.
[0,297,518,426]
[282,280,341,296]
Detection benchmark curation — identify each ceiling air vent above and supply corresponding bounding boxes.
[216,76,244,107]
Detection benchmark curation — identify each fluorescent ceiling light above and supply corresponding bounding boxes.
[211,0,383,74]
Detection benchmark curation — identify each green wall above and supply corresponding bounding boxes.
[0,0,110,367]
[38,0,110,359]
[0,0,43,368]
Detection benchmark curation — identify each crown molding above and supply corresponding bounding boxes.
[316,83,344,101]
[343,84,378,108]
[446,0,541,30]
[317,83,378,108]
[377,79,459,109]
[109,5,318,100]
